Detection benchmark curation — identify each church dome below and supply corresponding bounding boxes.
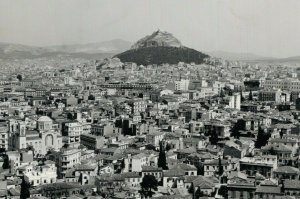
[38,116,52,122]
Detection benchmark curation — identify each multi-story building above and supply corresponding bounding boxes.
[146,131,165,147]
[203,158,234,177]
[80,134,106,150]
[57,148,81,178]
[175,79,190,91]
[258,89,282,103]
[0,122,8,150]
[188,79,208,90]
[127,99,146,114]
[64,122,82,148]
[91,123,114,136]
[261,79,300,91]
[239,155,277,178]
[227,173,256,199]
[75,164,98,185]
[124,153,158,173]
[23,160,57,186]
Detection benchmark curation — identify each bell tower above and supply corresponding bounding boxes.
[17,122,26,149]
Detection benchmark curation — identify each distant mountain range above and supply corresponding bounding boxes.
[47,39,132,54]
[209,51,300,64]
[1,38,300,65]
[0,39,132,59]
[208,51,273,61]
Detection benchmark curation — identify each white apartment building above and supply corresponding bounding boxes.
[227,93,241,110]
[124,153,158,173]
[146,131,165,147]
[58,148,81,178]
[175,79,190,91]
[57,148,94,178]
[64,122,83,148]
[23,160,57,186]
[0,123,8,150]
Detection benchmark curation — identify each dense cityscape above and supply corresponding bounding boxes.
[2,1,300,199]
[1,30,300,199]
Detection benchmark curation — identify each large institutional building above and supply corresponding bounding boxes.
[8,116,63,155]
[261,79,300,91]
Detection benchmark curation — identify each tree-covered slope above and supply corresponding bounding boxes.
[114,46,209,65]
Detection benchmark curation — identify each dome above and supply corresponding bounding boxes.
[37,116,52,122]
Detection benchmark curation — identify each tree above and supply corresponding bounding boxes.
[2,154,9,169]
[249,90,253,101]
[140,175,158,198]
[240,90,245,102]
[26,145,35,157]
[218,156,224,176]
[279,130,284,139]
[116,159,125,174]
[286,159,293,166]
[220,88,225,98]
[17,74,23,81]
[209,128,219,145]
[165,143,171,151]
[20,177,30,199]
[197,164,204,176]
[231,120,242,139]
[188,183,194,194]
[281,178,285,193]
[88,95,95,100]
[195,187,204,199]
[269,146,276,155]
[79,189,85,196]
[158,142,168,170]
[0,148,5,154]
[255,126,271,148]
[145,144,156,151]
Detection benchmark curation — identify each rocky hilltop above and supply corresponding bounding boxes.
[131,30,182,49]
[115,30,209,65]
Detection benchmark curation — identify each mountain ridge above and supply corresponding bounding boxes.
[1,39,300,64]
[0,39,132,59]
[208,51,275,61]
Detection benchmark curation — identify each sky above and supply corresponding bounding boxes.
[0,0,300,58]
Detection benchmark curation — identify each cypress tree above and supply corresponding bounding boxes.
[20,177,30,199]
[220,88,225,98]
[158,142,168,170]
[240,90,245,102]
[218,156,224,176]
[249,90,253,101]
[2,154,9,169]
[210,128,219,145]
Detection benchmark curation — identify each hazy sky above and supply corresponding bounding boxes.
[1,0,300,58]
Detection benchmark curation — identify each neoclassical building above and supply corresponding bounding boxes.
[9,116,63,155]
